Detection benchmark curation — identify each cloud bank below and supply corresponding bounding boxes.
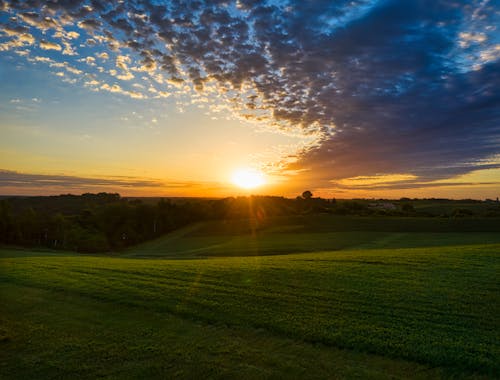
[0,169,218,196]
[1,0,499,189]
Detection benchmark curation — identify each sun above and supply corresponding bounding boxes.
[231,168,266,189]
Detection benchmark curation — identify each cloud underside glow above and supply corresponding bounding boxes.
[0,169,223,196]
[0,0,499,192]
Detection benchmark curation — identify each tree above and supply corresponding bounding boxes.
[401,203,415,214]
[302,190,313,200]
[0,200,12,243]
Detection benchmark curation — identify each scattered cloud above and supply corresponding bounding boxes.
[96,52,109,60]
[31,56,53,63]
[39,40,61,51]
[459,32,487,48]
[100,83,123,93]
[0,0,499,192]
[84,79,100,87]
[0,26,35,50]
[53,30,80,40]
[99,82,146,99]
[82,56,96,65]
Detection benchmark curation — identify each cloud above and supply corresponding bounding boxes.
[18,11,58,30]
[116,72,134,81]
[1,0,500,191]
[100,83,123,93]
[65,66,82,75]
[39,40,62,51]
[0,26,35,50]
[99,83,146,99]
[46,60,83,76]
[61,40,77,55]
[77,19,101,31]
[31,56,53,63]
[53,30,80,40]
[0,169,202,191]
[96,51,109,60]
[84,79,100,87]
[459,31,487,48]
[329,172,500,191]
[82,56,96,65]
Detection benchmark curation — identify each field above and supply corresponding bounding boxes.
[1,215,499,379]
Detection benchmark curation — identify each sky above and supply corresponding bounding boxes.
[0,0,499,199]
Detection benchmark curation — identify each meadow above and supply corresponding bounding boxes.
[1,215,499,379]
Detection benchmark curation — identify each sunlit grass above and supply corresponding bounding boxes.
[1,242,499,378]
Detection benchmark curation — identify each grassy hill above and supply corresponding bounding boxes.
[1,215,499,379]
[124,214,500,258]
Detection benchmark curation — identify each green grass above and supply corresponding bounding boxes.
[124,215,500,258]
[1,239,499,378]
[0,282,452,380]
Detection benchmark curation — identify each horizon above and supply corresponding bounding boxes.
[1,191,498,202]
[1,1,499,198]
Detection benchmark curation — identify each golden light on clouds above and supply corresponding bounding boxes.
[336,174,418,186]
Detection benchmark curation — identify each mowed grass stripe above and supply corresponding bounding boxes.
[2,283,462,380]
[3,252,488,320]
[3,249,497,320]
[1,244,499,376]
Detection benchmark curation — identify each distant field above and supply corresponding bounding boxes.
[124,215,500,258]
[410,200,499,215]
[1,219,499,379]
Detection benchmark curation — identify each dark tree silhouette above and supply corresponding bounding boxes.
[302,190,313,200]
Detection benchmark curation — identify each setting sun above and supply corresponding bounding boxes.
[231,168,266,189]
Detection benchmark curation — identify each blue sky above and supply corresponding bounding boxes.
[0,0,499,198]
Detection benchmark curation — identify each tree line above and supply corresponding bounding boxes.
[0,193,304,252]
[1,192,498,252]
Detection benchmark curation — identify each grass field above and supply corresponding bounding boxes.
[124,215,500,258]
[1,215,499,379]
